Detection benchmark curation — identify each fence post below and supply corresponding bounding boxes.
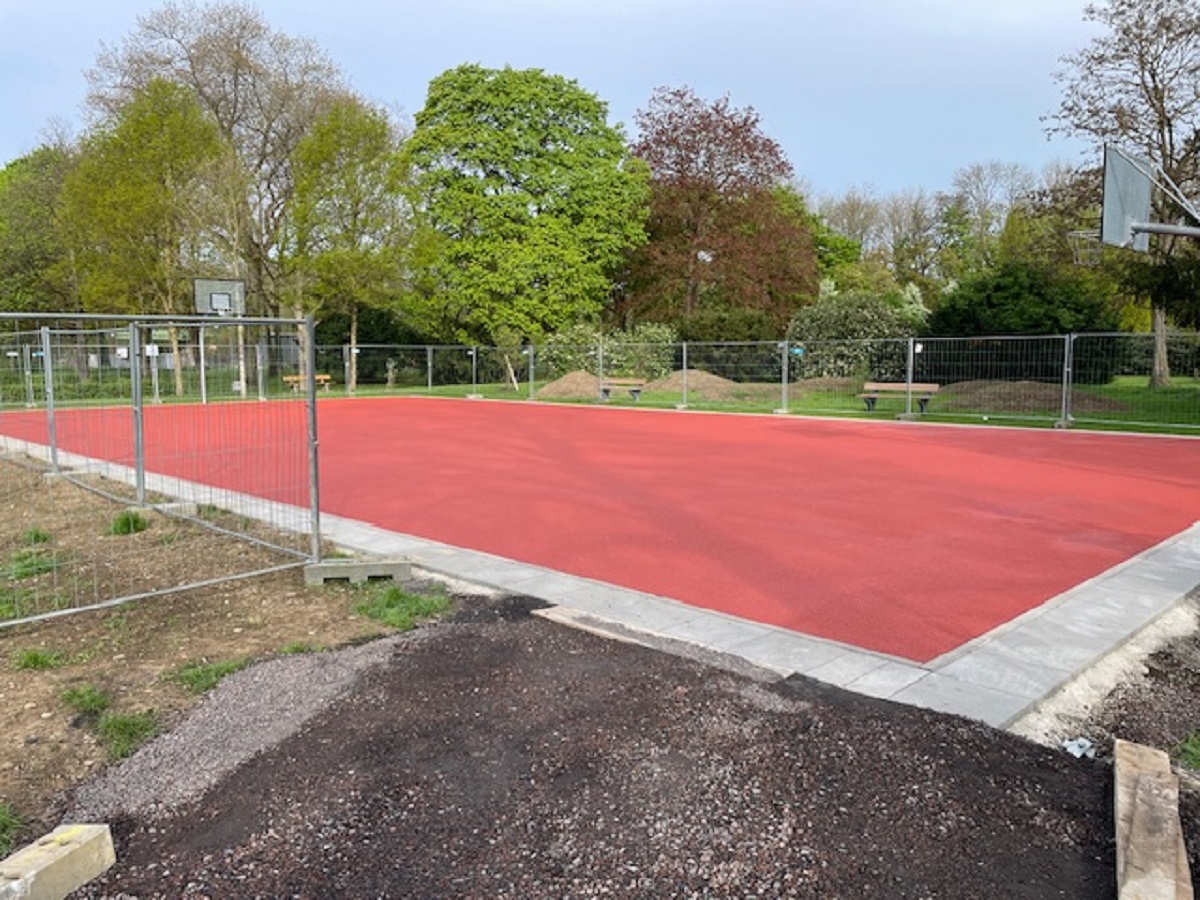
[39,327,59,473]
[527,345,536,400]
[22,344,35,408]
[681,342,689,409]
[342,343,351,396]
[426,345,434,393]
[256,341,267,401]
[1057,334,1075,429]
[129,323,146,504]
[777,341,788,413]
[305,316,322,562]
[199,325,208,405]
[597,342,605,401]
[905,337,916,417]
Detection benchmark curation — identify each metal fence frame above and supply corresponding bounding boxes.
[315,332,1200,431]
[0,312,321,629]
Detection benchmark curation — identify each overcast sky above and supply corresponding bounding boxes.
[0,0,1102,199]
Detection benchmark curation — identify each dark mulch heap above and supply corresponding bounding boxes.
[76,596,1120,899]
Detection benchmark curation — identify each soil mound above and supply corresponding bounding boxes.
[645,369,777,403]
[939,380,1129,415]
[536,370,600,400]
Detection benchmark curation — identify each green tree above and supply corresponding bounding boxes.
[0,146,77,313]
[290,97,410,391]
[926,262,1118,336]
[1048,0,1200,385]
[60,78,226,392]
[403,64,650,344]
[623,87,817,333]
[86,2,350,317]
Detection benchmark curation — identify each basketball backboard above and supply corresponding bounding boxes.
[1100,145,1152,252]
[193,279,246,316]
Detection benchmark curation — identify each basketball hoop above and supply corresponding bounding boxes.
[1068,229,1102,267]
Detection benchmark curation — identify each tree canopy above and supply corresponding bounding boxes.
[621,87,817,335]
[403,64,650,344]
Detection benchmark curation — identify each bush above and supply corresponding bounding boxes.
[540,323,677,379]
[786,293,915,379]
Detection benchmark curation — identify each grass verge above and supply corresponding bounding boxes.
[353,585,450,631]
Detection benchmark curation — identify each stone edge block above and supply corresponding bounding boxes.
[1114,739,1193,900]
[303,557,412,586]
[0,823,115,900]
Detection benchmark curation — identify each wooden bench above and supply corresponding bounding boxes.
[858,382,939,414]
[282,374,332,392]
[599,377,647,401]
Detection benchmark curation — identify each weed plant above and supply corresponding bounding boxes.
[170,658,250,693]
[11,647,65,670]
[97,710,158,759]
[0,802,24,856]
[108,510,148,536]
[7,548,59,579]
[61,684,113,722]
[1176,732,1200,770]
[22,527,51,545]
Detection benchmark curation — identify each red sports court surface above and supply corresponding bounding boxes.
[4,397,1198,664]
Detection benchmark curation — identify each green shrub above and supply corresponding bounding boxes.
[786,293,915,380]
[169,658,250,694]
[354,586,449,631]
[11,647,65,670]
[62,684,113,721]
[0,802,24,856]
[97,710,157,759]
[108,510,148,536]
[541,323,677,379]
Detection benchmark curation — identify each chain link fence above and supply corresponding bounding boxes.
[0,314,320,628]
[312,333,1200,430]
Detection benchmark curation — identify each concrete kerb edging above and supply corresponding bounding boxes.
[0,823,114,900]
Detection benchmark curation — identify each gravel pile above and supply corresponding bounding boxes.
[64,633,414,822]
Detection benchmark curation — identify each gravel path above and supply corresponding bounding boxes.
[70,596,1119,898]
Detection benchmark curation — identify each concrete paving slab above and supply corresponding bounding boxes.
[721,629,851,675]
[804,652,889,688]
[891,673,1032,727]
[934,647,1078,699]
[845,660,928,699]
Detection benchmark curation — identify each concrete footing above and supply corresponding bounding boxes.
[304,557,412,586]
[1114,739,1194,900]
[0,823,115,900]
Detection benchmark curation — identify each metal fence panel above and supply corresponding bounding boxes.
[1068,332,1200,430]
[0,314,319,629]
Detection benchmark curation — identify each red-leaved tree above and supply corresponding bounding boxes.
[620,86,817,334]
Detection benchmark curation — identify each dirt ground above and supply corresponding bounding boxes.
[0,463,1197,897]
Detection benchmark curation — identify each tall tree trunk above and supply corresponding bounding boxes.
[1150,304,1172,388]
[170,326,185,396]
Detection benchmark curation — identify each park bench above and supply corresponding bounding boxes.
[282,373,332,392]
[858,381,939,414]
[599,377,647,401]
